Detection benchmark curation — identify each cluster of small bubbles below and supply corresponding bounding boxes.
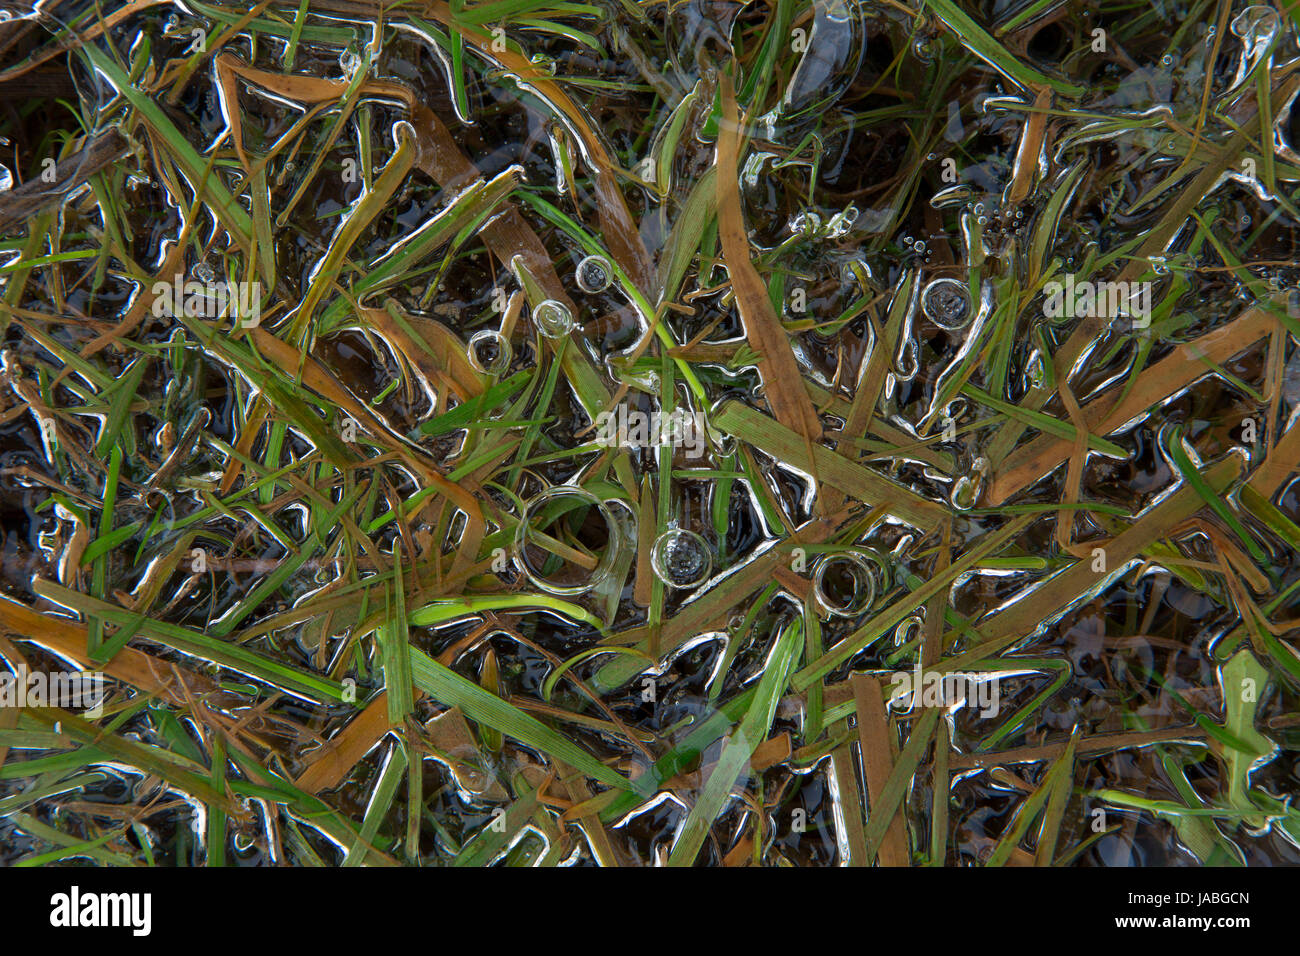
[575,254,612,294]
[193,261,215,283]
[164,13,179,31]
[466,330,512,375]
[651,529,712,589]
[533,299,575,338]
[921,277,972,330]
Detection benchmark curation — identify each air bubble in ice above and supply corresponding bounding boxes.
[651,529,712,589]
[467,330,512,375]
[824,205,858,238]
[791,211,822,237]
[813,552,878,617]
[921,278,972,330]
[534,300,575,338]
[575,254,612,294]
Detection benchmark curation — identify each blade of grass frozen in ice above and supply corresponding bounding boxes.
[667,616,803,866]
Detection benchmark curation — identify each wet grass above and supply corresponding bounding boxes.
[0,0,1297,866]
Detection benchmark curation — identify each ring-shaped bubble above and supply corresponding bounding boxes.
[922,277,973,330]
[812,551,879,618]
[651,528,713,589]
[466,330,512,375]
[513,486,623,596]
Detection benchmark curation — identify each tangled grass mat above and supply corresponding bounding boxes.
[0,0,1298,867]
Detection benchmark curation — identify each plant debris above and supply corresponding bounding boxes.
[0,0,1298,868]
